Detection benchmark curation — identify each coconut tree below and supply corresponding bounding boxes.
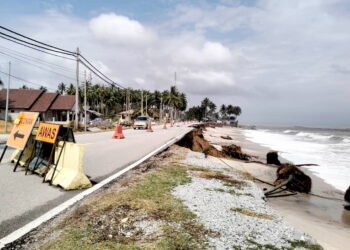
[66,83,75,95]
[201,97,211,118]
[57,82,66,95]
[220,104,227,118]
[164,86,181,120]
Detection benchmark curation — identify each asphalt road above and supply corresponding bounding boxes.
[0,124,192,238]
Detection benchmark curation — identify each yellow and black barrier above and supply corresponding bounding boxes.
[0,112,92,190]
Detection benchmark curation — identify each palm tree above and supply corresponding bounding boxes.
[220,104,227,118]
[208,101,216,116]
[66,83,75,95]
[201,97,211,118]
[39,86,47,92]
[227,105,242,116]
[57,82,66,95]
[164,86,181,120]
[232,106,242,116]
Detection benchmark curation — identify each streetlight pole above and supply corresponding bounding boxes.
[145,94,148,116]
[75,47,80,130]
[141,90,143,116]
[84,70,87,132]
[4,61,11,133]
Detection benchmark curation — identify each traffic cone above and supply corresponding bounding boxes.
[112,125,125,139]
[163,119,167,129]
[147,120,153,132]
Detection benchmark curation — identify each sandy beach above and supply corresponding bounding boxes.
[203,126,350,250]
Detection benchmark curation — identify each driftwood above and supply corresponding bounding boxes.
[221,135,232,140]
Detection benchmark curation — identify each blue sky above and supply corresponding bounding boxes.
[1,0,350,127]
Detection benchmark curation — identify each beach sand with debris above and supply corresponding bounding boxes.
[203,126,350,250]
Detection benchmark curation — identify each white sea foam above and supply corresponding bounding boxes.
[243,129,350,192]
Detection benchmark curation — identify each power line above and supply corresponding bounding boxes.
[0,25,128,89]
[79,55,125,89]
[0,31,75,56]
[0,35,75,61]
[79,59,118,88]
[0,25,75,55]
[0,69,56,91]
[0,45,74,72]
[0,44,85,77]
[0,50,76,81]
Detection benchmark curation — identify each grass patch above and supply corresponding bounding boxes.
[245,239,280,250]
[230,208,274,220]
[227,189,253,197]
[223,182,247,190]
[42,164,213,249]
[192,171,247,185]
[188,166,211,172]
[287,240,323,250]
[205,188,253,197]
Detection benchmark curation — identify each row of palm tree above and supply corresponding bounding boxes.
[220,104,242,118]
[56,82,187,119]
[185,97,242,121]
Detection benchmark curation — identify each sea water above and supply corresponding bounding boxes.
[243,127,350,192]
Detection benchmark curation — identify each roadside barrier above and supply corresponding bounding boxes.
[112,125,125,139]
[10,135,35,168]
[147,120,153,132]
[44,142,92,190]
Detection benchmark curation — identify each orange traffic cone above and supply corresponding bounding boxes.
[163,119,167,129]
[147,120,153,132]
[112,125,125,139]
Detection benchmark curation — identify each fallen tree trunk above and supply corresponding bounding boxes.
[274,163,312,193]
[345,186,350,203]
[221,144,250,161]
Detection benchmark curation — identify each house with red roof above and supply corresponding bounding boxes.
[0,89,79,123]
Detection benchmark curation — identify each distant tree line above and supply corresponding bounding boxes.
[57,82,187,119]
[185,97,241,121]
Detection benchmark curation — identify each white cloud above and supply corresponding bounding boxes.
[1,0,350,126]
[174,41,232,66]
[89,13,156,46]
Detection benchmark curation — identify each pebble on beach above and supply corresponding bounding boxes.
[173,150,319,249]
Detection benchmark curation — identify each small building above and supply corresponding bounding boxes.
[0,89,44,121]
[49,95,76,123]
[29,92,59,121]
[0,89,80,124]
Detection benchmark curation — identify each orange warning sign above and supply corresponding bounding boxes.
[6,112,39,150]
[36,123,60,144]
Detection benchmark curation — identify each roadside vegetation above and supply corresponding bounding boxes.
[19,83,187,120]
[35,152,214,250]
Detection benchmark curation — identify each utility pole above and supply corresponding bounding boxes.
[4,61,11,133]
[174,71,177,85]
[84,70,87,132]
[160,97,163,121]
[141,90,144,116]
[75,47,80,130]
[145,94,148,116]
